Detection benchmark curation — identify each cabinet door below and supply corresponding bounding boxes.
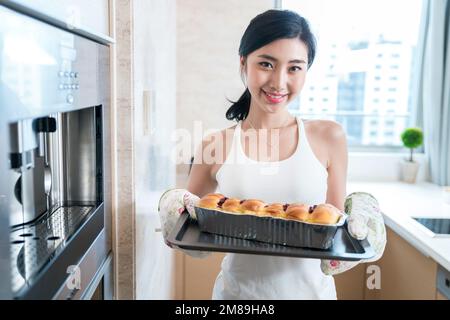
[334,264,366,300]
[7,0,110,37]
[436,291,448,300]
[184,253,225,299]
[373,227,438,299]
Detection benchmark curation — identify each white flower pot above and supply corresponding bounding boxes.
[401,160,420,183]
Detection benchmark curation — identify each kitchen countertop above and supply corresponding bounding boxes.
[348,181,450,272]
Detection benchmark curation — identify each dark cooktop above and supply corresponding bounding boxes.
[413,218,450,236]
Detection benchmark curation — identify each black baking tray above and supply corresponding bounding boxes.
[195,206,346,249]
[167,212,375,261]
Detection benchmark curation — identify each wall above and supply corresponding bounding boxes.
[175,0,275,299]
[112,0,177,299]
[175,0,275,182]
[133,0,177,300]
[348,152,429,182]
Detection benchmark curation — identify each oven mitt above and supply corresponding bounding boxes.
[321,192,387,275]
[158,188,211,259]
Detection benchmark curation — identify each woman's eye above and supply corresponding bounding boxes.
[259,62,273,68]
[290,66,302,72]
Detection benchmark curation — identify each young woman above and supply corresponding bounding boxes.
[159,9,386,300]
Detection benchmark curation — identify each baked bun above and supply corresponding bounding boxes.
[309,204,341,224]
[261,203,286,218]
[240,199,266,214]
[285,203,310,221]
[221,198,242,213]
[197,193,224,209]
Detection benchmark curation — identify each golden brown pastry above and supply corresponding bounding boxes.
[260,203,286,218]
[197,192,341,225]
[285,203,310,221]
[309,204,341,224]
[197,193,224,209]
[221,198,242,213]
[240,199,266,214]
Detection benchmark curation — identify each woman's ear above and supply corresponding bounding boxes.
[240,56,247,84]
[240,56,247,70]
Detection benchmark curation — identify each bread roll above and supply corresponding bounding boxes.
[309,204,341,224]
[197,193,225,210]
[285,203,310,221]
[221,198,242,213]
[197,197,221,209]
[240,199,266,214]
[260,203,285,218]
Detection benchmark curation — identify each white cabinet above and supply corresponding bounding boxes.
[4,0,110,38]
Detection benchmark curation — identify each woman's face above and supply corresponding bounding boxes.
[242,38,309,114]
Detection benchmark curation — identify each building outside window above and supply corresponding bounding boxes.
[282,0,424,150]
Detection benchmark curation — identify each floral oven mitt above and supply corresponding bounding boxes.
[158,188,211,258]
[320,192,387,275]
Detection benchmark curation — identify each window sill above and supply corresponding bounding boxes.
[348,152,429,182]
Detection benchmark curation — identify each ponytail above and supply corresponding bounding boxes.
[226,88,251,122]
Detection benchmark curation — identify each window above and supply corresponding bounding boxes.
[386,120,395,126]
[284,0,423,150]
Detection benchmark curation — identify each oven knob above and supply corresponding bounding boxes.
[58,71,64,77]
[64,71,70,77]
[74,72,78,78]
[66,94,74,104]
[70,72,75,78]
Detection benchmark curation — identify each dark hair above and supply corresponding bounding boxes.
[226,9,317,122]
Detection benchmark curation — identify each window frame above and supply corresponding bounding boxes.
[279,0,425,154]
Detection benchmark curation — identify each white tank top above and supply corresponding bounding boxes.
[212,116,337,300]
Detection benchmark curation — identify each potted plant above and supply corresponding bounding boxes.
[400,127,424,183]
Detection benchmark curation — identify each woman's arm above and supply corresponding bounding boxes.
[186,133,219,198]
[325,122,348,211]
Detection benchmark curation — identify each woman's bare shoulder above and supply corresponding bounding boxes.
[303,119,346,140]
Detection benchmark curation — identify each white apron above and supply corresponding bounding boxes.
[212,116,337,300]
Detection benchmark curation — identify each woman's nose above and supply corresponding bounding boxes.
[270,70,287,92]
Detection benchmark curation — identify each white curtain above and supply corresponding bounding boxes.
[416,0,450,185]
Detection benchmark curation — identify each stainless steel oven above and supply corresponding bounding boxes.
[0,4,112,299]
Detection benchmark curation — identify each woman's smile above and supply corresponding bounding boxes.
[261,89,288,104]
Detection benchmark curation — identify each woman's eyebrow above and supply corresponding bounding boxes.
[257,54,306,64]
